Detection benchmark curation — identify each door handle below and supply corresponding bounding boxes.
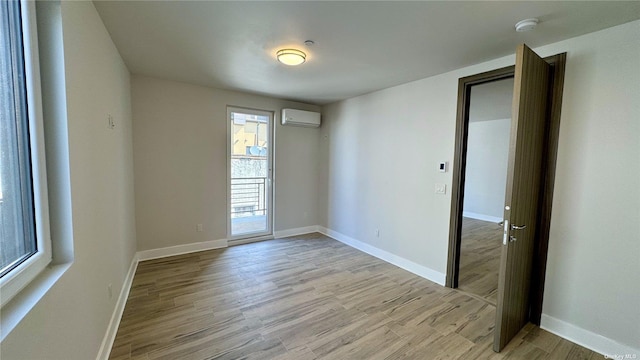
[503,220,525,245]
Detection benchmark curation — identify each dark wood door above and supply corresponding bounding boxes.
[494,44,550,352]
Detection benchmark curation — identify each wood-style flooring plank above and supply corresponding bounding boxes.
[459,217,502,305]
[109,232,600,359]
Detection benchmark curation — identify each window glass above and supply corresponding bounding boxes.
[0,0,37,277]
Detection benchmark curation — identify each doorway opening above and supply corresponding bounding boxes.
[457,77,514,306]
[446,47,566,351]
[227,107,273,241]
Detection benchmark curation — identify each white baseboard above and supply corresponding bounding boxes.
[317,226,446,286]
[274,225,320,239]
[135,226,323,262]
[96,255,138,360]
[540,314,639,357]
[462,211,502,223]
[137,238,228,261]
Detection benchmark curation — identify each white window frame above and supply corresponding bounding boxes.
[0,0,52,308]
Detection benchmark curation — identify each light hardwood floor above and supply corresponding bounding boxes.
[109,233,601,359]
[458,217,503,305]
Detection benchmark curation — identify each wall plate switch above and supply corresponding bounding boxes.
[435,183,447,194]
[439,162,448,172]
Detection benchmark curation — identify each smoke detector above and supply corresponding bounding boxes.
[515,18,539,32]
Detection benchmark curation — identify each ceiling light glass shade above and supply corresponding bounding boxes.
[276,49,306,66]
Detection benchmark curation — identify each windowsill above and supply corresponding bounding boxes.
[0,261,71,341]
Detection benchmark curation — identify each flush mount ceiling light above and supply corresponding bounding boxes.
[515,18,539,32]
[276,49,306,66]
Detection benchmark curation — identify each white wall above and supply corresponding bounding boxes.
[132,76,321,251]
[320,20,640,354]
[463,119,510,221]
[0,2,137,359]
[320,79,457,275]
[539,21,640,353]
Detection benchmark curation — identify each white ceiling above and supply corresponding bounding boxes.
[94,1,640,105]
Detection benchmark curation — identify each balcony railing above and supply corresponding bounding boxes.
[230,177,266,218]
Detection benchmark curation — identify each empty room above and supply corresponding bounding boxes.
[1,1,639,359]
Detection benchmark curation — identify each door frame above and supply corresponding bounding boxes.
[445,53,566,325]
[226,106,275,243]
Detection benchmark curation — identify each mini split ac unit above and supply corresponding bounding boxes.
[281,108,321,128]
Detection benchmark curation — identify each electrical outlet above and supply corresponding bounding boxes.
[196,224,203,232]
[375,229,380,237]
[108,283,113,299]
[435,183,447,194]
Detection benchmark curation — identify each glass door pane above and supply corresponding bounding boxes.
[228,108,272,238]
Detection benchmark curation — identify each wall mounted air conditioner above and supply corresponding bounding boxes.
[281,108,321,128]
